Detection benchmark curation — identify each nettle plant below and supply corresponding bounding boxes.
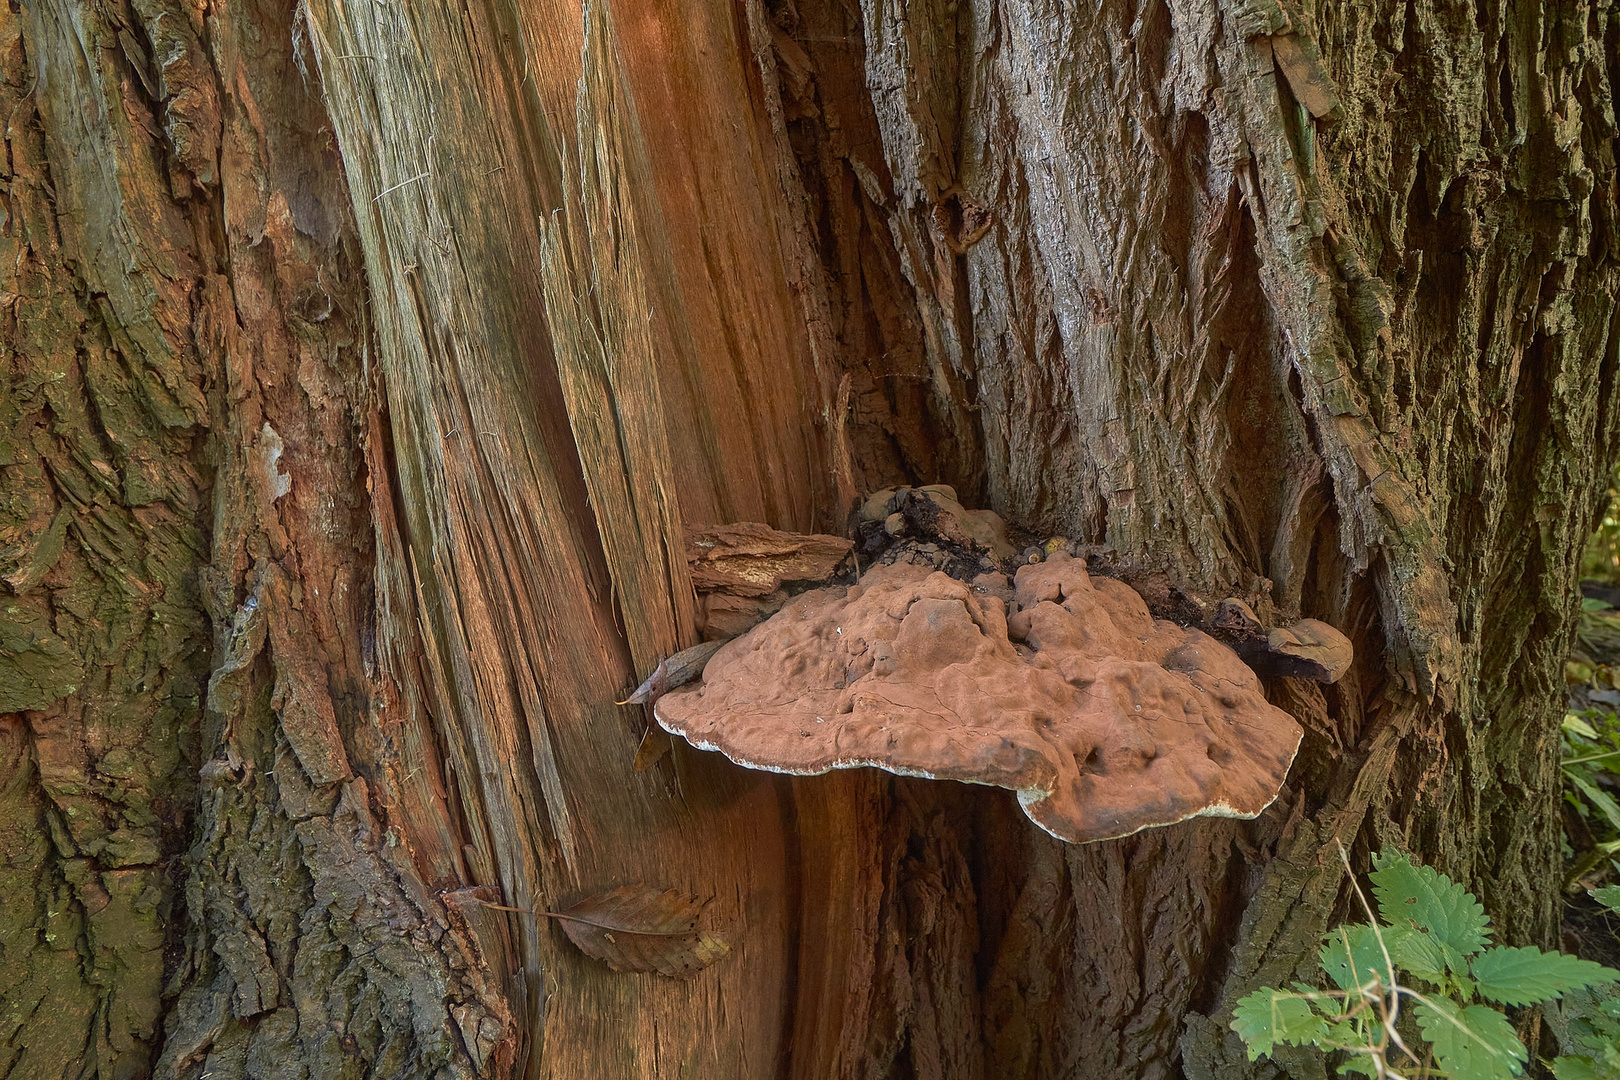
[1232,850,1620,1079]
[1557,886,1620,1079]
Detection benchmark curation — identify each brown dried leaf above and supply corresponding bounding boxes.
[549,886,730,978]
[617,639,727,705]
[631,724,673,771]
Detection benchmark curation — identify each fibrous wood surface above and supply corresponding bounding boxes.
[2,0,1615,1072]
[4,0,513,1073]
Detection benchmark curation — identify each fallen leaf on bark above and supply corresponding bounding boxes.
[617,640,727,705]
[631,723,674,771]
[480,886,730,978]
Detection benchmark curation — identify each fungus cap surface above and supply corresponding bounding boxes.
[655,555,1303,843]
[1266,619,1355,683]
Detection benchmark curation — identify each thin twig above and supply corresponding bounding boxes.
[1332,838,1427,1074]
[1337,840,1403,1024]
[373,171,430,202]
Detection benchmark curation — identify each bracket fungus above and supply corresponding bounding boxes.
[1208,598,1355,683]
[655,552,1304,844]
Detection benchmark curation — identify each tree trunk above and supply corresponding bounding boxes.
[2,0,1616,1074]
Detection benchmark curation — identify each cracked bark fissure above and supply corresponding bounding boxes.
[0,0,1615,1075]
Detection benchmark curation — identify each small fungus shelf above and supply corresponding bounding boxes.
[655,552,1304,844]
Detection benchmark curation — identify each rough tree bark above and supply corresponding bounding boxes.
[1,0,1615,1075]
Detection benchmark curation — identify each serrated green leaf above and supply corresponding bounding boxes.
[1319,924,1397,992]
[1471,946,1620,1005]
[1231,988,1329,1059]
[1565,987,1620,1056]
[1321,1017,1382,1075]
[1414,998,1527,1080]
[1592,886,1620,914]
[1323,1019,1366,1047]
[1572,1029,1620,1065]
[1384,921,1450,984]
[1371,851,1491,960]
[1573,1016,1620,1055]
[1337,1052,1383,1076]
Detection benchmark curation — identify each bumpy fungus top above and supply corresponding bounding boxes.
[655,554,1302,843]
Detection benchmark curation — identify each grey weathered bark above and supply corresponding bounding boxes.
[1,0,1615,1076]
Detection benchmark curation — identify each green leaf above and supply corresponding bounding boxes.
[1585,597,1615,612]
[1564,986,1620,1058]
[1471,946,1620,1005]
[1571,774,1620,833]
[1323,1018,1370,1047]
[1322,1018,1382,1075]
[1231,988,1329,1059]
[1414,998,1527,1080]
[1371,851,1491,960]
[1552,1055,1620,1080]
[1319,924,1397,992]
[1568,714,1604,740]
[1337,1052,1383,1076]
[1553,1055,1602,1080]
[1592,886,1620,915]
[1384,921,1451,984]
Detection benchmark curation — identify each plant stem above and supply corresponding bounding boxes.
[1564,749,1620,766]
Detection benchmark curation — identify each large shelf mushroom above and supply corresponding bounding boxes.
[654,553,1305,844]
